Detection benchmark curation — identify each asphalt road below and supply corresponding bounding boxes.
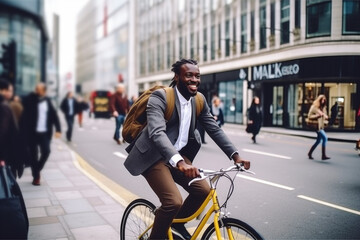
[65,115,360,239]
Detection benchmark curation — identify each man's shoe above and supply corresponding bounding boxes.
[171,223,191,240]
[113,137,121,145]
[32,177,40,186]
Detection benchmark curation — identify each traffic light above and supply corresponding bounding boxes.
[0,40,16,84]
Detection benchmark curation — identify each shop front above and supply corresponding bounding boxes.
[199,69,247,124]
[250,56,360,131]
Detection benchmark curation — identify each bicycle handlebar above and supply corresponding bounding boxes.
[188,164,255,186]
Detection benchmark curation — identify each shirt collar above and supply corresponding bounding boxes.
[175,86,191,106]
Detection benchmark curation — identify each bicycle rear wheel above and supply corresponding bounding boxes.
[201,217,263,240]
[120,198,156,240]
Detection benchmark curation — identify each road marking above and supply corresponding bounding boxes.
[237,174,295,191]
[297,195,360,216]
[242,148,292,159]
[114,151,128,159]
[71,151,138,207]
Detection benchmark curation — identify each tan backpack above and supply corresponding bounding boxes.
[122,85,204,143]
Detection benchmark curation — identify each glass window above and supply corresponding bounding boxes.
[288,83,303,128]
[260,0,267,49]
[232,18,236,54]
[295,0,301,28]
[166,41,171,68]
[219,80,243,124]
[306,0,331,38]
[343,0,360,34]
[211,25,215,60]
[281,0,290,44]
[241,13,247,53]
[270,2,275,35]
[179,36,183,58]
[190,32,195,59]
[326,83,357,129]
[272,86,284,125]
[203,28,208,62]
[218,23,221,58]
[225,20,230,56]
[250,11,255,40]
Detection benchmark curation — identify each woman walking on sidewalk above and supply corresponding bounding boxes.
[247,97,262,143]
[307,94,330,160]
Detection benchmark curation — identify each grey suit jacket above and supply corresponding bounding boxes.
[124,88,237,176]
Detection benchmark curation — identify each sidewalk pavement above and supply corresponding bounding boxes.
[18,138,124,240]
[17,126,358,240]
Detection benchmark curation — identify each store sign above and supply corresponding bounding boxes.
[253,62,300,81]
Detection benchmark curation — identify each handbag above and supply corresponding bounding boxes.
[0,161,29,239]
[245,123,254,133]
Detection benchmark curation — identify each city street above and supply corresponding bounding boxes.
[66,115,360,239]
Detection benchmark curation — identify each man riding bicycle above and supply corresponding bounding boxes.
[124,59,250,239]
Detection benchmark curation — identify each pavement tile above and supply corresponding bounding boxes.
[54,190,83,200]
[60,198,94,214]
[63,212,106,229]
[87,196,105,206]
[46,179,74,188]
[46,205,65,216]
[28,223,67,240]
[29,216,59,226]
[25,198,52,208]
[27,207,47,218]
[71,225,118,240]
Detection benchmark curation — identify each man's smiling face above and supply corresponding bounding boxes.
[176,63,201,100]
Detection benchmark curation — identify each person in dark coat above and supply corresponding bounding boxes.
[0,79,25,178]
[0,93,29,240]
[20,83,61,185]
[248,96,262,143]
[60,91,78,141]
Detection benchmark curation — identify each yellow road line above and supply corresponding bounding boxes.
[71,151,138,207]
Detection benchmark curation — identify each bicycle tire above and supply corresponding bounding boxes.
[201,217,263,240]
[120,198,156,240]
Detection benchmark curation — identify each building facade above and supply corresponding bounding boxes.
[76,0,136,99]
[135,0,360,131]
[0,0,48,96]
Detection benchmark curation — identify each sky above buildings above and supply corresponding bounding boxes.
[45,0,88,79]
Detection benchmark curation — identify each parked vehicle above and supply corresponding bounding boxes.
[90,90,112,118]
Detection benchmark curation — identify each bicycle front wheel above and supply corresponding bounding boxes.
[120,198,156,240]
[201,217,263,240]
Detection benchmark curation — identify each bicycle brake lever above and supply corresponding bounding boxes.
[188,170,206,186]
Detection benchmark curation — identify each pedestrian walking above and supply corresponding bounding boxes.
[110,83,129,144]
[76,96,89,128]
[247,96,262,143]
[307,94,330,160]
[0,92,28,240]
[0,79,25,178]
[20,83,61,185]
[124,59,250,239]
[211,96,224,127]
[60,91,78,142]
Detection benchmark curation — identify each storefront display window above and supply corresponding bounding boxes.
[219,80,243,124]
[288,82,357,130]
[272,86,283,125]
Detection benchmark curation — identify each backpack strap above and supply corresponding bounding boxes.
[194,93,204,117]
[164,87,175,121]
[163,87,204,120]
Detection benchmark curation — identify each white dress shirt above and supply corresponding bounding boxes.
[169,87,192,167]
[36,100,48,133]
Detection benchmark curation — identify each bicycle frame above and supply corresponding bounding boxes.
[168,187,222,240]
[138,166,248,240]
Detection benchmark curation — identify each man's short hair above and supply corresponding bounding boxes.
[0,79,10,91]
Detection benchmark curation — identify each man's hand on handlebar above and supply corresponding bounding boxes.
[177,160,200,178]
[232,153,250,170]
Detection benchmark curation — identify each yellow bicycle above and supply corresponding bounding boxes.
[120,164,263,240]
